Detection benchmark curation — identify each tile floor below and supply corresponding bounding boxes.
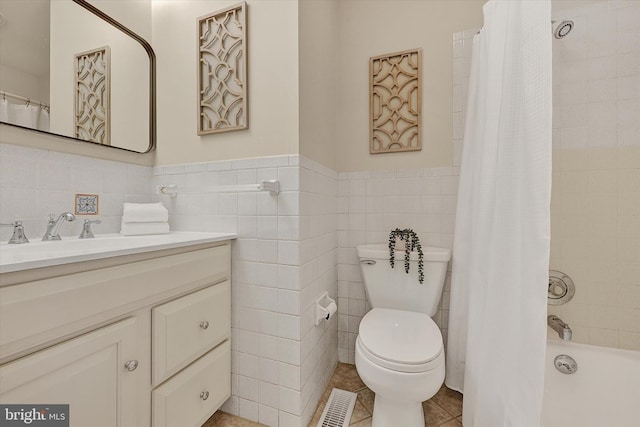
[202,410,267,427]
[203,363,463,427]
[309,363,463,427]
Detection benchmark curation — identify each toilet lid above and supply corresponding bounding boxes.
[359,308,443,368]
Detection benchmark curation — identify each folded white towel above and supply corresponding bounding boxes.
[120,221,170,236]
[122,202,169,223]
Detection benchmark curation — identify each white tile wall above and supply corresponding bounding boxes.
[335,167,458,363]
[552,1,640,152]
[455,1,640,351]
[0,143,153,242]
[0,144,337,426]
[297,157,338,426]
[152,155,338,427]
[548,1,640,351]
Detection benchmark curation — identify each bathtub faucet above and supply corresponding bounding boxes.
[548,315,572,341]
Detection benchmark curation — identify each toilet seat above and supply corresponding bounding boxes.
[358,308,443,373]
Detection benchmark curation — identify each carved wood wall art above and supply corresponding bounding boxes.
[198,2,247,135]
[75,46,111,145]
[370,48,422,154]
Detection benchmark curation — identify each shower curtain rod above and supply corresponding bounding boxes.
[477,19,566,34]
[0,90,49,109]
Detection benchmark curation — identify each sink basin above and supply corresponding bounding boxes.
[0,232,237,274]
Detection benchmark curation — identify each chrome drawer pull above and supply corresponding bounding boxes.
[200,321,210,330]
[200,391,209,400]
[124,360,138,371]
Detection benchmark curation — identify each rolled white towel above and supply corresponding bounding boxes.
[122,202,169,223]
[120,221,170,236]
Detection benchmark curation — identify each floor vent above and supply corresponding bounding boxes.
[316,388,358,427]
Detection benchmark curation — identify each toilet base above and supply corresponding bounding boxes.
[371,395,425,427]
[355,334,445,427]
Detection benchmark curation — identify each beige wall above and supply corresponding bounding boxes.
[335,0,485,172]
[155,0,487,170]
[4,0,606,170]
[89,0,153,40]
[0,64,49,104]
[551,0,602,13]
[550,147,640,350]
[152,0,300,166]
[298,0,338,171]
[5,0,488,170]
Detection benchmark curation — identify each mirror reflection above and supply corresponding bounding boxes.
[0,0,154,153]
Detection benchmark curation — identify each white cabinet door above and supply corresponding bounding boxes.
[0,318,139,427]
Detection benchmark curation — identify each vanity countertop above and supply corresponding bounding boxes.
[0,232,237,274]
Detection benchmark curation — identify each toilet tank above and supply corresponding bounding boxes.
[356,244,451,316]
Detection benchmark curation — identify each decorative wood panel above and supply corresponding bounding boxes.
[198,2,247,135]
[370,49,422,154]
[75,46,110,145]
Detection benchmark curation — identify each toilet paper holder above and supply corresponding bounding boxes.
[315,292,337,326]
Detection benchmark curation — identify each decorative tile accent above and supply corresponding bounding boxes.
[75,46,111,145]
[198,2,248,135]
[75,194,99,215]
[370,49,422,154]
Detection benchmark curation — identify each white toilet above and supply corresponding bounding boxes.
[355,243,451,427]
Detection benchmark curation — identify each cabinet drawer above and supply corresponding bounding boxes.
[152,281,230,385]
[152,340,230,427]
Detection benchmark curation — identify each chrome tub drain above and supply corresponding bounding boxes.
[554,354,578,374]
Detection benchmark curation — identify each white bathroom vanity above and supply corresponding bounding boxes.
[0,232,236,427]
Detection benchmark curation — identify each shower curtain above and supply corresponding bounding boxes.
[0,99,50,131]
[445,1,552,426]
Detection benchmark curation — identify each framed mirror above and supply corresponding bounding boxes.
[0,0,155,153]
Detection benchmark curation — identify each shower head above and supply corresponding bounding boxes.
[553,20,574,39]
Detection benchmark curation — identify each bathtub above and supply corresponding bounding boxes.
[541,336,640,427]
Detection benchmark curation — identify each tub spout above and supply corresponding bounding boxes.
[548,315,572,341]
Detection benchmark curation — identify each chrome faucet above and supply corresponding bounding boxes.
[548,315,572,341]
[42,212,76,241]
[79,219,101,239]
[0,220,29,244]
